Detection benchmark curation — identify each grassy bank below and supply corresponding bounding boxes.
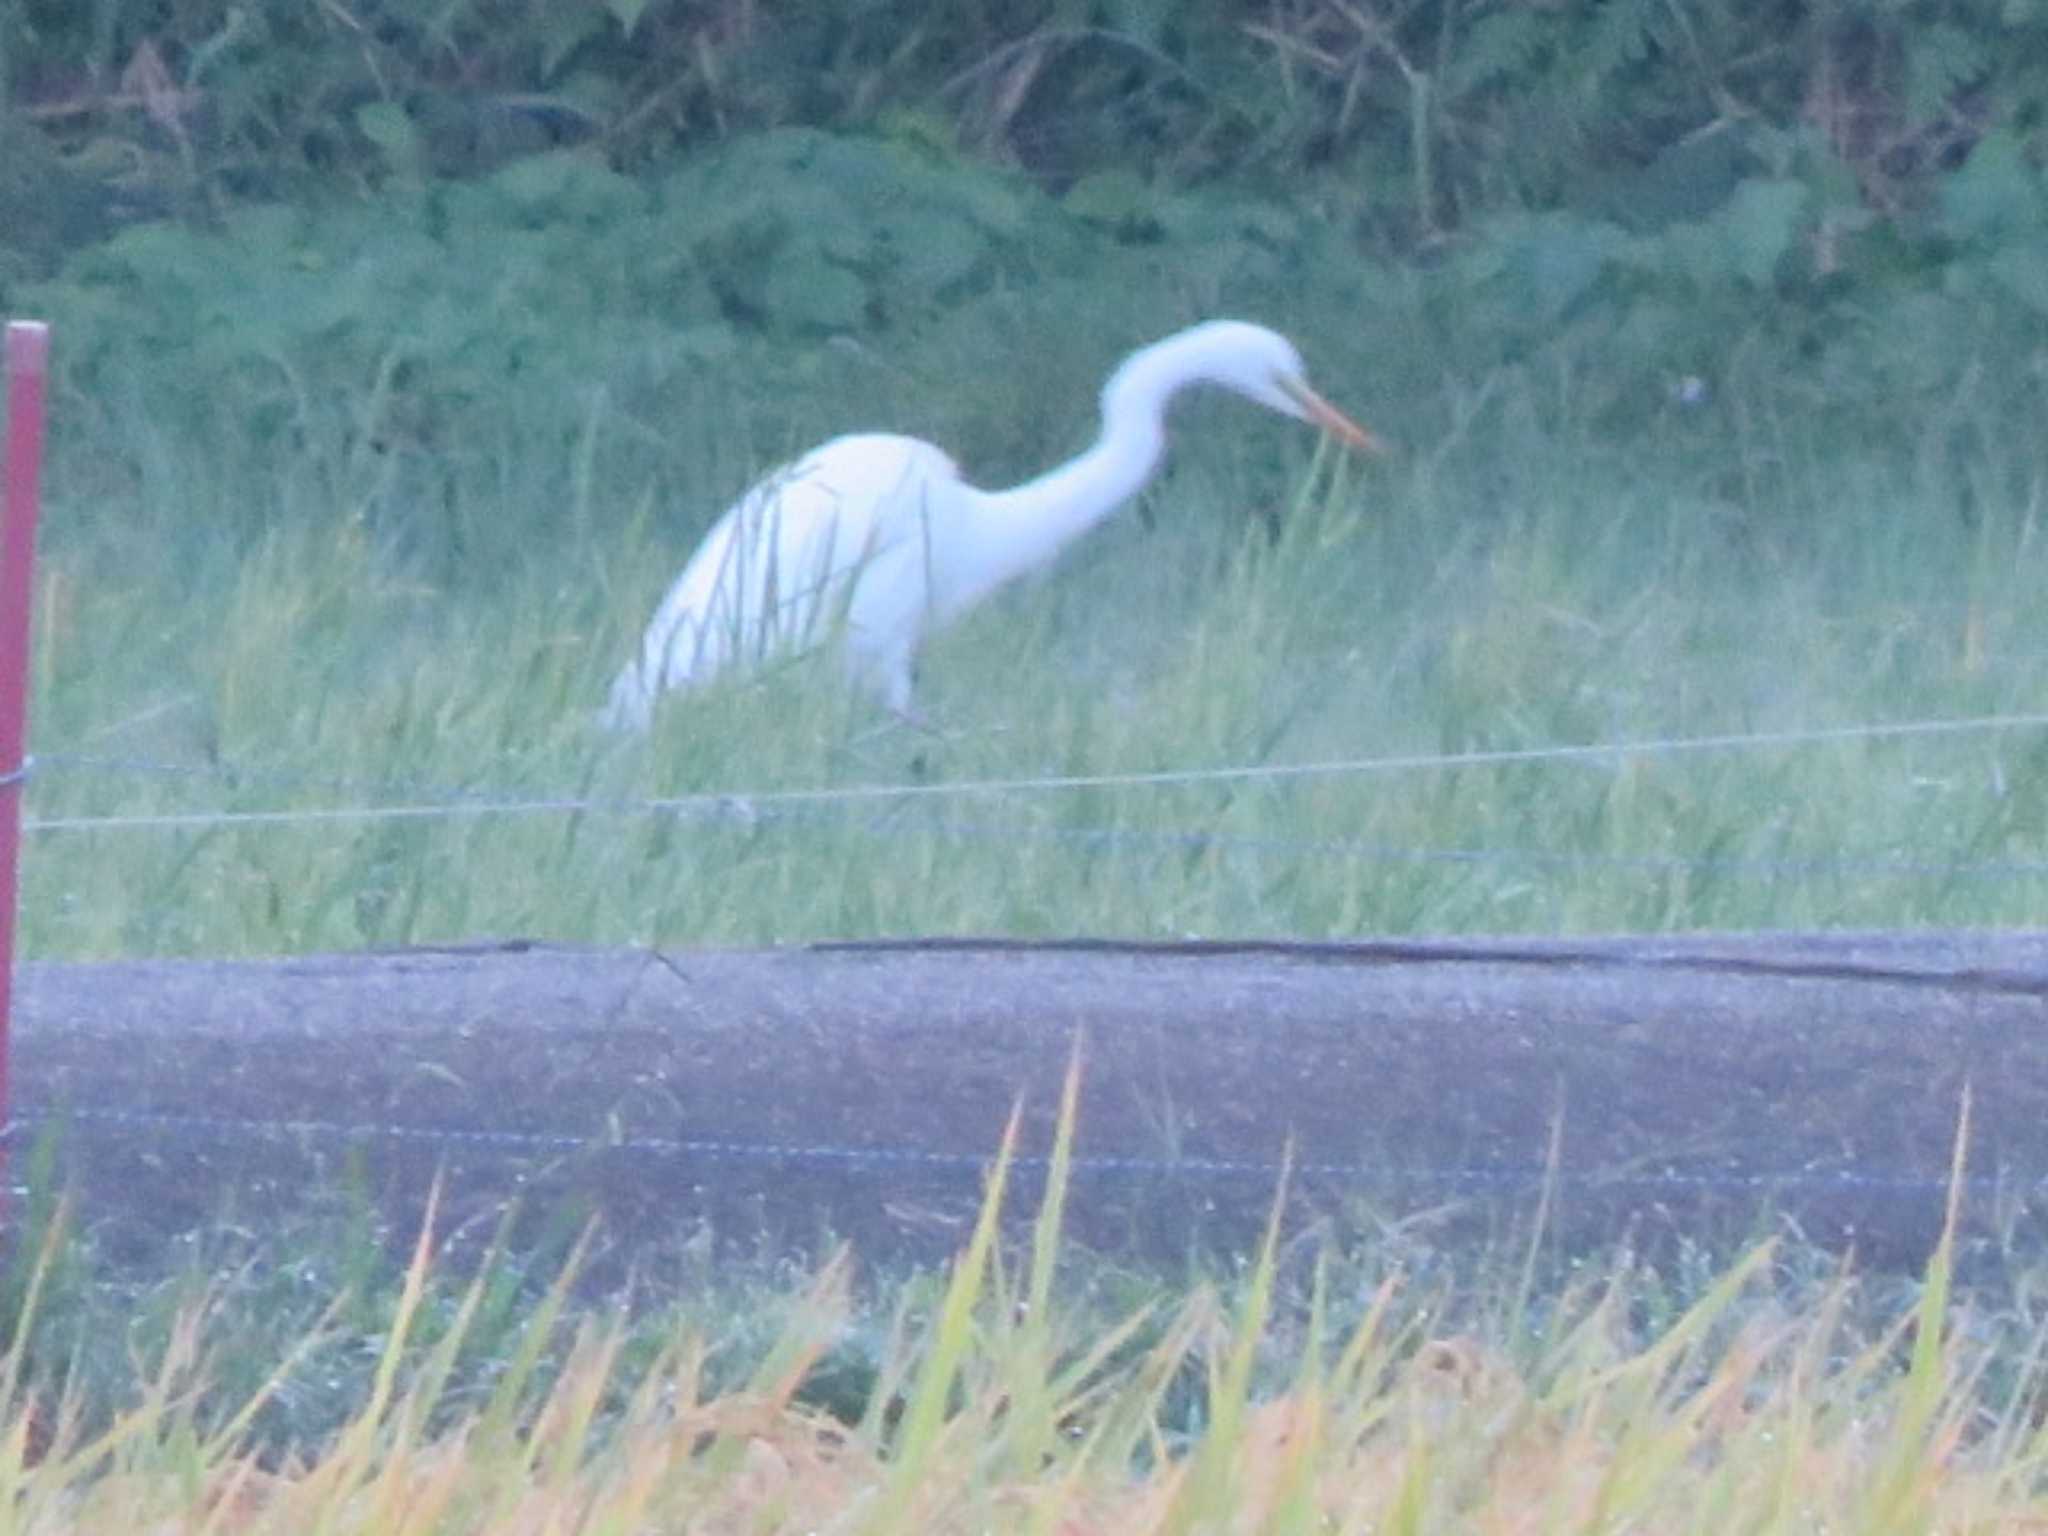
[19,314,2048,956]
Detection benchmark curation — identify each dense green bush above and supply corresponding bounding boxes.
[6,0,2048,244]
[16,131,1349,546]
[4,1,2047,585]
[20,119,2048,540]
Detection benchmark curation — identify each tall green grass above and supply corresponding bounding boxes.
[19,309,2048,957]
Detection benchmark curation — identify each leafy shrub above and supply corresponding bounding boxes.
[8,0,2048,247]
[12,85,2048,596]
[17,130,1413,573]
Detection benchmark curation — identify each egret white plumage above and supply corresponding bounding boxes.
[602,319,1378,731]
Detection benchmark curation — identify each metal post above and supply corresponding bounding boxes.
[0,322,51,1210]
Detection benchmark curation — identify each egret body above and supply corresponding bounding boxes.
[603,320,1376,730]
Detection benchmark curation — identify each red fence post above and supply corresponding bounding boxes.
[0,321,50,1211]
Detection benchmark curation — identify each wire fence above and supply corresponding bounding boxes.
[12,706,2048,1250]
[24,707,2048,832]
[4,1103,2027,1201]
[18,709,2048,890]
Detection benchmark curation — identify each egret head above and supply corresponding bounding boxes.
[1142,321,1383,453]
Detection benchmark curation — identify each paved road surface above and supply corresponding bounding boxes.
[16,931,2048,1272]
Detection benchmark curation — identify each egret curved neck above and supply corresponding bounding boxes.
[945,412,1166,618]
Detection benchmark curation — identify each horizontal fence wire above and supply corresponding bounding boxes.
[36,748,560,808]
[21,707,2048,833]
[14,711,2048,884]
[2,1103,2034,1199]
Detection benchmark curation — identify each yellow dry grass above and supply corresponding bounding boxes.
[4,1074,2044,1535]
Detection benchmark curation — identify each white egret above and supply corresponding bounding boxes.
[602,319,1378,730]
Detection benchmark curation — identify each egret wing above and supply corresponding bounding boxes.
[603,434,955,729]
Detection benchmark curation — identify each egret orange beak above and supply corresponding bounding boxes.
[1281,377,1383,454]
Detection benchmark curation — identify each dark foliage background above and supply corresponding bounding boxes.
[3,0,2047,558]
[5,0,2041,237]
